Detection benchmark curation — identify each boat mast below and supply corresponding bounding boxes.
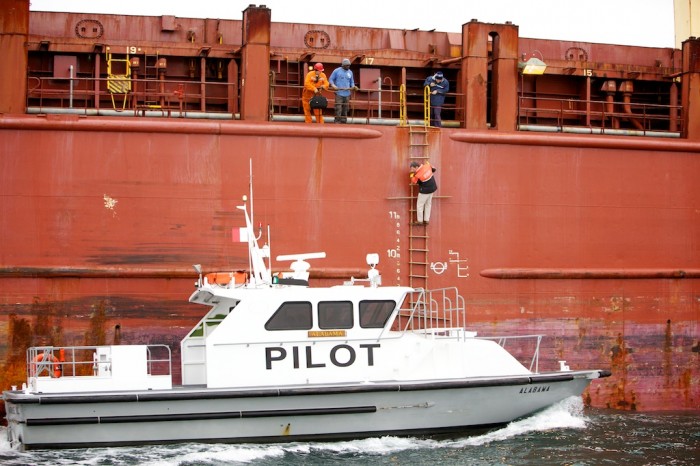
[238,160,271,287]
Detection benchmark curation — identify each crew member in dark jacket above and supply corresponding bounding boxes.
[423,71,449,127]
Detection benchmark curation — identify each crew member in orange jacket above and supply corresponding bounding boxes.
[409,161,438,226]
[303,63,329,123]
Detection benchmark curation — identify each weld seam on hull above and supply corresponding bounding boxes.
[0,115,384,139]
[0,267,364,280]
[451,130,700,152]
[26,405,377,426]
[480,268,700,279]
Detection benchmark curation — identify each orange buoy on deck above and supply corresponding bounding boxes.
[30,353,62,378]
[205,271,247,286]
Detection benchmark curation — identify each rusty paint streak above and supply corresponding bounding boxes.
[608,333,637,411]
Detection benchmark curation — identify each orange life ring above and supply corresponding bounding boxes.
[31,353,62,378]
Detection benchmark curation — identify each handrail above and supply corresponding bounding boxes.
[26,74,465,126]
[27,345,172,378]
[518,95,682,134]
[399,83,407,126]
[423,85,431,127]
[395,288,541,371]
[26,76,232,116]
[398,287,465,335]
[479,334,543,373]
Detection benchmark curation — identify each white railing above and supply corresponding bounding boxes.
[479,334,543,373]
[395,288,542,372]
[396,287,467,337]
[27,345,172,378]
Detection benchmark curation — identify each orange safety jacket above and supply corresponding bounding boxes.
[410,162,434,184]
[303,71,329,99]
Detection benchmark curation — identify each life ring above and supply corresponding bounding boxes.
[31,353,62,378]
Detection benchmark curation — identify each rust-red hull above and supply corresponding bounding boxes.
[1,115,698,411]
[0,2,699,413]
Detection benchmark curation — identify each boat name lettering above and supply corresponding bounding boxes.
[519,385,551,394]
[265,344,380,369]
[308,330,347,338]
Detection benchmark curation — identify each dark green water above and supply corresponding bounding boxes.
[2,398,698,465]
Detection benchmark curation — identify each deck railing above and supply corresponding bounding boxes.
[27,345,172,378]
[396,287,466,335]
[269,82,462,125]
[25,75,681,135]
[518,95,683,135]
[26,75,463,125]
[26,76,234,117]
[395,288,542,372]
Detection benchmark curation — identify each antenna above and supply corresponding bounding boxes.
[249,158,254,228]
[276,252,327,262]
[276,253,326,281]
[235,162,272,286]
[192,264,202,287]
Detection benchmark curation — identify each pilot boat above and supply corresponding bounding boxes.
[2,197,610,450]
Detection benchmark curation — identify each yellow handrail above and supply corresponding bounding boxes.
[399,84,407,126]
[423,85,430,127]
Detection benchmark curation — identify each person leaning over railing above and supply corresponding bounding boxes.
[423,71,449,127]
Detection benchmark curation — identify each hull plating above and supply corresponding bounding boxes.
[0,117,698,411]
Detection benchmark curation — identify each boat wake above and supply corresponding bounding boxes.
[299,395,587,454]
[0,396,587,465]
[448,394,587,447]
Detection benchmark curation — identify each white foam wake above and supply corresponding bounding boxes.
[450,395,587,447]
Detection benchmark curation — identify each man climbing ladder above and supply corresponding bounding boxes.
[409,161,438,226]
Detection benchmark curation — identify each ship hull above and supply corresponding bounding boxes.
[4,372,598,450]
[0,116,698,411]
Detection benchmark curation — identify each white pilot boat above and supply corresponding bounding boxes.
[3,197,610,450]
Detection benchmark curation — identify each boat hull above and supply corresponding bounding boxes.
[4,371,600,450]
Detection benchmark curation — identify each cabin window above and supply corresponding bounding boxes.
[359,300,395,328]
[265,301,313,330]
[318,301,353,329]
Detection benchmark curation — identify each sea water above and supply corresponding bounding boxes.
[1,397,698,465]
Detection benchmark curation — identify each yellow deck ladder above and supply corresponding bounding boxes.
[106,47,131,110]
